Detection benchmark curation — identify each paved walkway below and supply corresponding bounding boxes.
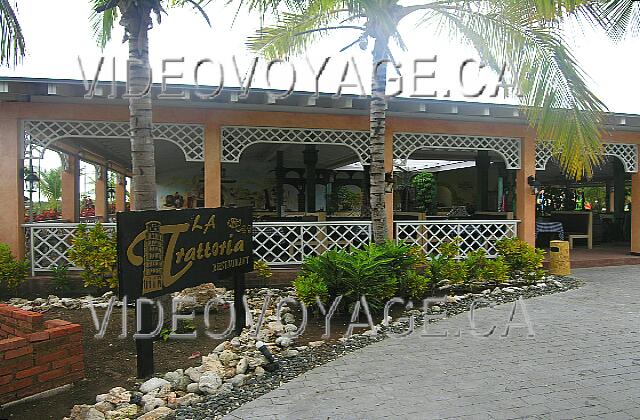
[226,267,640,419]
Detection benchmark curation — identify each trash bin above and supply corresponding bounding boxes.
[549,240,570,276]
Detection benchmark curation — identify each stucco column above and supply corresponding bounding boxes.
[94,165,108,221]
[384,129,394,239]
[516,135,536,246]
[115,174,127,213]
[631,171,640,254]
[61,154,80,223]
[204,122,222,208]
[0,117,25,258]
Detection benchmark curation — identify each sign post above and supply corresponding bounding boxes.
[117,207,254,377]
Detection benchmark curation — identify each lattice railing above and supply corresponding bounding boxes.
[395,220,519,258]
[24,221,373,273]
[24,223,117,275]
[253,221,372,265]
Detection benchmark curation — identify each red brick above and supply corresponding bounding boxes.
[0,392,17,404]
[13,330,29,338]
[0,374,12,385]
[37,366,68,382]
[4,345,32,360]
[0,324,14,335]
[15,363,50,379]
[2,316,17,326]
[70,361,84,372]
[0,336,27,351]
[68,333,83,343]
[35,349,67,364]
[12,311,43,325]
[52,354,83,369]
[0,376,29,394]
[27,330,49,342]
[48,324,81,339]
[44,319,71,328]
[0,356,33,375]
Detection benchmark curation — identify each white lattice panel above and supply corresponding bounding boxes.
[221,126,370,164]
[252,221,372,265]
[22,120,205,161]
[25,223,117,274]
[536,140,638,173]
[25,221,373,272]
[393,133,521,169]
[395,220,518,258]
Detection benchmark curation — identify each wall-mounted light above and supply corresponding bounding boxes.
[527,175,541,195]
[24,169,39,194]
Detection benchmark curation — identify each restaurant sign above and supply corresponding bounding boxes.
[117,207,253,300]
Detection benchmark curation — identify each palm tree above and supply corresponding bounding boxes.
[38,167,62,210]
[0,0,25,66]
[247,0,609,243]
[91,0,209,212]
[91,0,209,378]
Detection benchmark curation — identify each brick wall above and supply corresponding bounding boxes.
[0,304,84,405]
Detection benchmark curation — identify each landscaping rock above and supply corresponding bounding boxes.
[281,349,299,358]
[185,366,203,382]
[141,394,165,413]
[140,378,170,394]
[69,405,105,420]
[186,382,200,394]
[308,340,324,348]
[218,350,240,367]
[93,401,115,414]
[198,373,223,395]
[230,374,247,388]
[176,393,203,406]
[164,369,190,391]
[137,407,174,420]
[235,357,248,374]
[275,336,293,347]
[104,404,138,419]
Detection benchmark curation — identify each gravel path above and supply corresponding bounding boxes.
[224,266,640,420]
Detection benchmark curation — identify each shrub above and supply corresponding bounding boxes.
[68,223,118,289]
[429,238,467,285]
[293,272,328,306]
[411,172,437,213]
[0,244,29,296]
[496,238,545,283]
[398,270,432,300]
[297,242,428,311]
[465,249,509,284]
[51,263,71,294]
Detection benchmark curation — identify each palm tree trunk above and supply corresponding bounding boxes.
[369,35,390,244]
[122,4,157,212]
[120,3,158,378]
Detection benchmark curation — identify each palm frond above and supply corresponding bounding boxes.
[247,0,360,59]
[0,0,25,67]
[90,0,118,48]
[421,1,607,179]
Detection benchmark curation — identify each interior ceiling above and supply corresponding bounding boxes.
[239,143,360,169]
[57,137,203,174]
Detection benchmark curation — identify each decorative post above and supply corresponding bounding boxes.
[516,135,536,246]
[61,154,80,223]
[94,165,108,221]
[204,122,222,208]
[303,145,318,213]
[115,174,127,212]
[613,158,626,237]
[476,150,490,211]
[0,116,25,258]
[275,151,285,217]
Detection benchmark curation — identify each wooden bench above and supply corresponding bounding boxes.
[550,211,593,249]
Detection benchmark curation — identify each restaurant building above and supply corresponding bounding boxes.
[2,77,640,274]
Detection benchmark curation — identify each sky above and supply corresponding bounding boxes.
[2,0,639,114]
